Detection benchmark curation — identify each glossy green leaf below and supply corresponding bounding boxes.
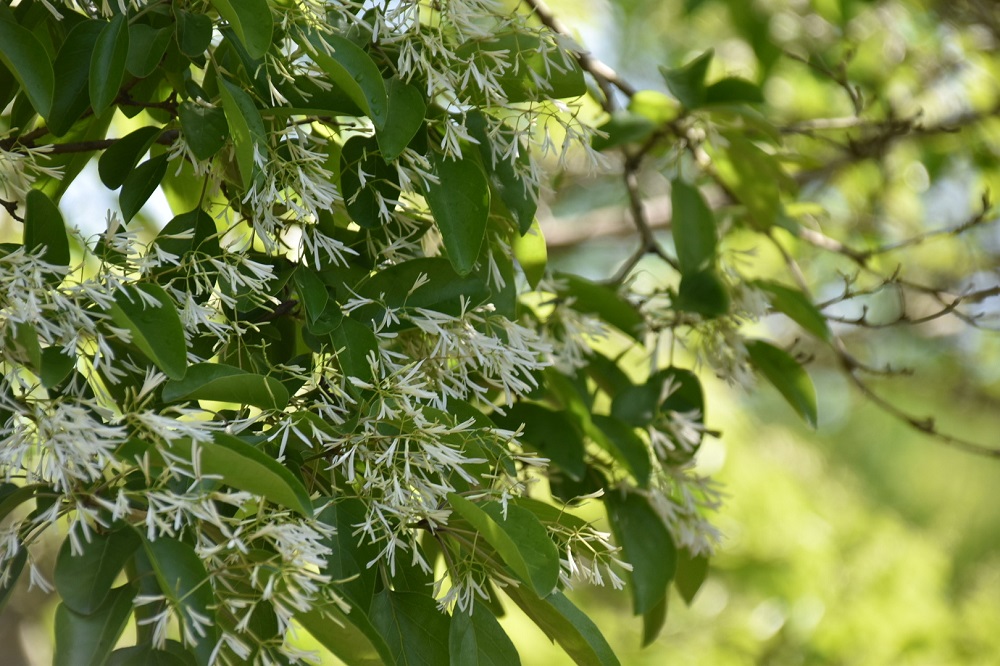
[340,135,399,229]
[175,9,213,58]
[705,77,764,105]
[491,402,586,480]
[142,537,218,665]
[218,77,267,189]
[178,102,229,161]
[746,339,818,427]
[49,20,104,136]
[606,489,676,615]
[209,0,273,59]
[294,268,329,325]
[504,588,619,666]
[331,316,378,384]
[23,189,69,268]
[676,268,730,318]
[99,126,162,189]
[675,547,710,605]
[152,208,220,261]
[170,433,312,516]
[591,415,652,488]
[297,601,392,666]
[512,220,547,289]
[467,112,537,235]
[450,601,520,666]
[425,151,491,275]
[556,273,644,340]
[369,590,451,666]
[0,19,54,119]
[351,257,494,321]
[316,497,381,606]
[162,362,289,410]
[108,283,187,380]
[591,111,656,152]
[89,14,129,116]
[376,77,425,161]
[297,29,387,126]
[125,24,172,78]
[54,586,135,666]
[671,179,717,274]
[54,527,141,615]
[756,280,832,342]
[449,494,560,597]
[660,50,713,109]
[120,154,168,224]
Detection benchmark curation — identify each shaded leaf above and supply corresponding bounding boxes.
[40,347,76,389]
[108,283,187,380]
[675,548,710,605]
[426,151,490,275]
[450,601,520,666]
[89,14,129,116]
[491,402,586,480]
[162,362,289,410]
[676,268,730,318]
[671,179,717,274]
[555,274,644,341]
[591,415,652,488]
[331,317,378,384]
[175,9,213,58]
[297,601,392,666]
[591,112,656,152]
[369,590,451,666]
[125,24,171,78]
[178,103,228,161]
[120,153,168,224]
[456,33,586,103]
[504,588,619,666]
[605,489,676,615]
[376,77,425,161]
[0,19,54,119]
[746,339,818,426]
[218,77,267,189]
[467,112,537,234]
[659,50,713,109]
[49,20,104,136]
[641,595,668,647]
[23,189,70,268]
[756,280,832,342]
[0,548,26,613]
[705,77,764,105]
[54,585,136,666]
[340,135,398,229]
[99,126,162,189]
[54,527,141,615]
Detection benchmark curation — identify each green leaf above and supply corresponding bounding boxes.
[209,0,273,59]
[641,595,668,647]
[0,548,27,613]
[175,9,214,58]
[605,489,676,615]
[108,283,187,380]
[297,29,387,126]
[152,208,221,261]
[120,153,168,224]
[491,402,586,480]
[745,339,818,427]
[376,77,426,161]
[591,415,652,488]
[456,33,586,103]
[178,102,229,161]
[40,346,76,389]
[89,14,129,116]
[161,362,289,410]
[467,112,537,235]
[450,601,520,666]
[170,433,312,516]
[0,483,48,522]
[125,24,172,78]
[294,268,330,325]
[218,77,267,189]
[675,268,730,318]
[108,645,191,666]
[512,220,547,289]
[0,19,54,119]
[369,590,451,666]
[503,588,620,666]
[99,126,162,190]
[591,112,656,152]
[331,317,379,384]
[448,494,560,597]
[756,280,832,342]
[49,20,104,136]
[340,134,399,229]
[659,50,713,109]
[297,602,393,666]
[713,134,783,229]
[704,77,764,105]
[54,527,141,615]
[316,497,382,606]
[142,537,218,665]
[555,273,644,340]
[425,151,491,275]
[54,586,136,666]
[23,189,70,268]
[670,180,717,274]
[627,90,680,124]
[674,548,710,605]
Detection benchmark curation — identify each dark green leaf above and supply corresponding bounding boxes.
[671,180,717,274]
[449,494,560,597]
[369,590,451,666]
[641,595,668,647]
[425,151,491,275]
[209,0,273,59]
[376,77,425,161]
[152,208,220,261]
[591,112,656,152]
[0,19,54,119]
[40,346,76,389]
[659,50,713,109]
[162,362,289,410]
[125,24,171,78]
[674,548,709,605]
[108,646,190,666]
[316,497,381,606]
[746,339,818,426]
[756,280,832,342]
[0,548,27,613]
[591,415,652,487]
[331,317,379,384]
[120,153,168,224]
[175,9,213,58]
[606,489,676,615]
[704,77,764,105]
[0,483,48,522]
[713,134,783,228]
[178,102,229,161]
[491,402,586,480]
[108,283,187,380]
[89,14,129,116]
[676,268,730,318]
[450,601,520,666]
[49,20,103,136]
[23,189,69,268]
[169,433,311,516]
[99,126,162,189]
[504,588,619,666]
[298,601,392,666]
[556,273,644,340]
[54,527,141,615]
[467,112,537,235]
[218,77,267,189]
[294,268,330,325]
[297,29,387,125]
[456,33,586,103]
[340,135,399,229]
[54,585,136,666]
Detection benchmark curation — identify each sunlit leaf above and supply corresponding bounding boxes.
[209,0,273,59]
[426,151,490,275]
[162,362,289,410]
[108,283,187,380]
[504,588,620,666]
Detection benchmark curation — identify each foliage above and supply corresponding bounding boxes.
[0,0,998,664]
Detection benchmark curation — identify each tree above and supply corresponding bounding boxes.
[0,0,996,664]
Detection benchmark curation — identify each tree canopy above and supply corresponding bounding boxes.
[0,0,998,664]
